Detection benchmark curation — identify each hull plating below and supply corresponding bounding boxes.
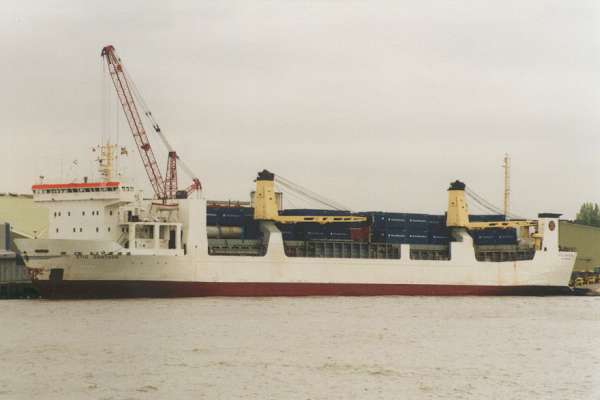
[34,280,572,299]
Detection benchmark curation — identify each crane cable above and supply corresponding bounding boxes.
[277,176,350,210]
[465,188,504,214]
[274,183,312,208]
[275,180,345,211]
[119,57,199,182]
[465,187,526,220]
[274,174,351,211]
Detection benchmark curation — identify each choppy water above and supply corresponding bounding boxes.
[1,296,599,400]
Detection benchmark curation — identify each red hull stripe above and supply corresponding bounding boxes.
[32,181,120,190]
[34,281,572,299]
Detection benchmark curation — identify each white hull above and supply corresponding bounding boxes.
[16,191,576,298]
[16,234,576,298]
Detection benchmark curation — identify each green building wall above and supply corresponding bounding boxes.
[559,221,600,272]
[0,194,48,239]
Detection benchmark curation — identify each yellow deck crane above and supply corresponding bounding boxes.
[446,180,543,249]
[252,170,367,224]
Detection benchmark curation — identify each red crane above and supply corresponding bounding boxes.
[101,45,201,200]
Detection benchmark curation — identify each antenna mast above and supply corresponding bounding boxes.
[502,153,510,217]
[97,142,117,182]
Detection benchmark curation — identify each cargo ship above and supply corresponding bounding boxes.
[13,45,576,298]
[14,159,576,298]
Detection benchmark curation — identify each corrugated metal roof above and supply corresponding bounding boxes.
[0,194,48,238]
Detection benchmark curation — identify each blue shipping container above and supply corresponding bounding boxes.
[430,236,450,245]
[207,207,254,226]
[469,214,506,222]
[329,231,351,240]
[279,209,352,216]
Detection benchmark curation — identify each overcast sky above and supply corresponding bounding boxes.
[2,0,600,218]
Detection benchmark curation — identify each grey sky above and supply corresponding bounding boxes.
[2,0,600,218]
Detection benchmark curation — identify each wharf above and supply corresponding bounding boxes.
[0,250,37,299]
[0,222,38,299]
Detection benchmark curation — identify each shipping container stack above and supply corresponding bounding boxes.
[277,209,360,241]
[206,207,517,246]
[364,212,450,245]
[467,214,517,245]
[206,206,263,240]
[276,222,359,241]
[470,228,517,245]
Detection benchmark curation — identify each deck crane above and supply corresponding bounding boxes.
[253,170,367,224]
[446,180,543,249]
[100,45,201,201]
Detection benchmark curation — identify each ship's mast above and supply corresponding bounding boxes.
[97,142,117,182]
[502,153,510,217]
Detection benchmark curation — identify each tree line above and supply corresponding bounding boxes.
[576,202,600,227]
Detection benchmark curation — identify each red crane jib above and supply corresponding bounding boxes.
[165,151,178,200]
[101,45,167,200]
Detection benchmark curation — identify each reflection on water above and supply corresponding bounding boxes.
[1,296,599,399]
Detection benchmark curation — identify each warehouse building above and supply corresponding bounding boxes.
[0,193,46,298]
[559,221,600,272]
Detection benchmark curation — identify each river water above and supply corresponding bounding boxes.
[1,296,599,399]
